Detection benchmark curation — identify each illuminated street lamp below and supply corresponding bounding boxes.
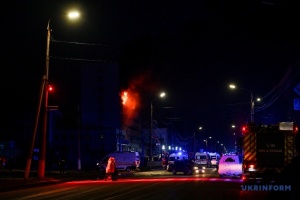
[149,92,166,161]
[229,84,254,122]
[37,11,80,179]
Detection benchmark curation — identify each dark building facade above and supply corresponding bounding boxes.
[49,62,121,170]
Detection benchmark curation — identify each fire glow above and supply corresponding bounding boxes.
[121,90,141,127]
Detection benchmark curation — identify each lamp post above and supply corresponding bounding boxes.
[229,84,254,123]
[216,141,220,153]
[204,136,212,152]
[37,11,80,179]
[204,139,208,151]
[220,143,224,154]
[149,92,165,162]
[37,18,51,179]
[193,126,202,156]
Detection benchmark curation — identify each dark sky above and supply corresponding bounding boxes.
[2,0,300,151]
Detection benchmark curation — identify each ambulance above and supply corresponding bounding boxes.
[195,152,211,167]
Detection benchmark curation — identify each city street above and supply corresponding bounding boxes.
[0,176,272,200]
[0,168,287,199]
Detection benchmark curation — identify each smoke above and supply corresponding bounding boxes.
[121,69,160,127]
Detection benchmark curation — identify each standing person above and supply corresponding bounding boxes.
[104,157,115,181]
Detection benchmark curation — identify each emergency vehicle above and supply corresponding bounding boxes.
[208,152,220,167]
[218,153,243,178]
[195,152,211,167]
[96,151,140,172]
[241,122,298,183]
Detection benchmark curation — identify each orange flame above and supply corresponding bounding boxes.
[122,91,128,105]
[120,89,141,127]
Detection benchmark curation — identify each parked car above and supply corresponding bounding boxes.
[171,159,200,175]
[166,151,189,172]
[218,154,243,178]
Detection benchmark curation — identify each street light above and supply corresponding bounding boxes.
[229,84,254,123]
[193,126,202,155]
[149,92,166,161]
[38,11,80,179]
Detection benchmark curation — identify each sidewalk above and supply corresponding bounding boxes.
[0,167,168,192]
[0,168,104,192]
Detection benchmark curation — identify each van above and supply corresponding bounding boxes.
[195,152,211,167]
[209,152,220,168]
[96,151,140,172]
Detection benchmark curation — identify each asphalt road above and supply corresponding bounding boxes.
[1,167,297,200]
[0,167,217,192]
[0,175,274,200]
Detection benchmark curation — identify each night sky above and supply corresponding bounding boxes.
[2,0,300,151]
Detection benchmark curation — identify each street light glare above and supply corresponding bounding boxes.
[229,84,236,89]
[160,92,166,98]
[68,11,80,19]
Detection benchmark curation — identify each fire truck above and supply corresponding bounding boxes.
[241,122,299,183]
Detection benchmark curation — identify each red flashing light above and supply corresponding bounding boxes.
[294,125,298,134]
[242,126,248,134]
[48,85,53,92]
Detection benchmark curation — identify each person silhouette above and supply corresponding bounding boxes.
[104,157,115,181]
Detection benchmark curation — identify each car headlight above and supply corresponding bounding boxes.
[194,166,199,170]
